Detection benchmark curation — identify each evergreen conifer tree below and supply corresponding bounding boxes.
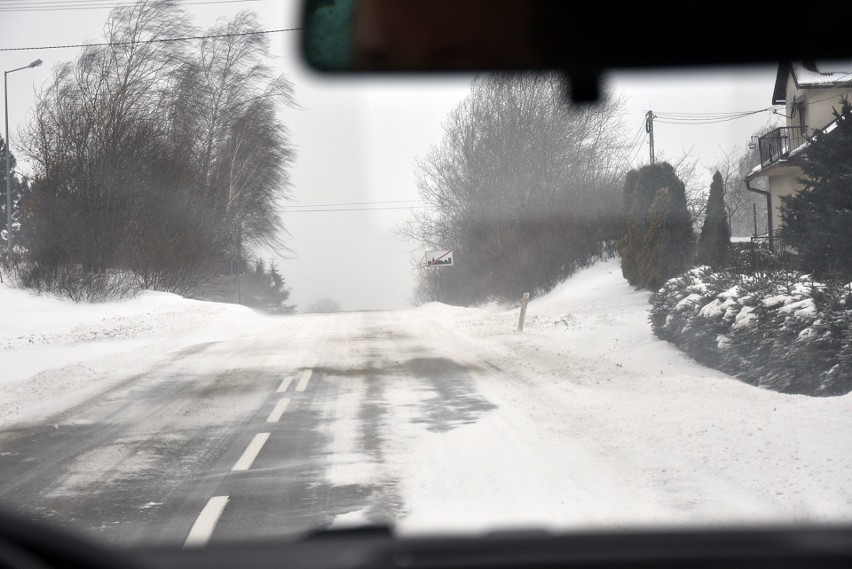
[639,187,668,290]
[618,170,643,286]
[619,166,668,286]
[0,136,27,250]
[697,171,731,269]
[267,261,295,314]
[780,97,852,279]
[619,162,693,289]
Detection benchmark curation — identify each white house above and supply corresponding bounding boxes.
[745,61,852,248]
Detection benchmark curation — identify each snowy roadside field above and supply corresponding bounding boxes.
[0,285,266,429]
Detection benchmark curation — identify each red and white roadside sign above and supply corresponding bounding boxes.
[425,250,453,267]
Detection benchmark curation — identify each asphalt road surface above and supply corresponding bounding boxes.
[3,291,851,547]
[0,311,496,546]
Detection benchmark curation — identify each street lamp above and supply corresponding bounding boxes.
[4,58,42,254]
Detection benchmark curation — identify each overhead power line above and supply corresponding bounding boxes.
[281,206,425,213]
[654,106,780,125]
[284,200,422,208]
[654,109,773,117]
[0,0,261,12]
[629,131,647,165]
[624,119,646,152]
[0,26,302,52]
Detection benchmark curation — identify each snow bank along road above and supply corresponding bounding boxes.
[0,259,851,546]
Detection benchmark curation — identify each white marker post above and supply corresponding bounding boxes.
[517,292,530,332]
[425,249,453,303]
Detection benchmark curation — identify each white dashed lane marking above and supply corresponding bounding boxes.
[276,376,293,393]
[231,432,270,472]
[266,398,291,423]
[184,495,229,548]
[191,365,312,544]
[295,369,312,392]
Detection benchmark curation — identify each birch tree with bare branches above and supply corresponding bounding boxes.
[20,0,295,298]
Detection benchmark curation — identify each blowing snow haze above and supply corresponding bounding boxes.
[0,2,780,311]
[1,0,852,555]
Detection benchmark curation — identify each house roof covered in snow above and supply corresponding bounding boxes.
[772,61,852,105]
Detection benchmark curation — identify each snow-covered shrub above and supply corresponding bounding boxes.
[726,241,794,275]
[650,270,852,396]
[1,255,140,302]
[650,267,733,368]
[805,283,852,395]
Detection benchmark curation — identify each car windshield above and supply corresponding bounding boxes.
[1,0,851,549]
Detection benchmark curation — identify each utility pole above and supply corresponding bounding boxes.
[645,110,656,165]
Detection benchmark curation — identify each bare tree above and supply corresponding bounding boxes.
[712,124,773,237]
[20,0,296,299]
[400,73,627,304]
[24,1,190,273]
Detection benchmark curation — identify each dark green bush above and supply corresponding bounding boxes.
[651,269,852,396]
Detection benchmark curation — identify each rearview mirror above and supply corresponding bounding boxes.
[301,0,852,102]
[302,0,542,72]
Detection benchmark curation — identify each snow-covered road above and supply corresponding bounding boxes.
[1,259,850,546]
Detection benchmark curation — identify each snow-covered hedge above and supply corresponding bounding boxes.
[650,268,852,396]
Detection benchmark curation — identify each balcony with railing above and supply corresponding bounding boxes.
[757,126,808,168]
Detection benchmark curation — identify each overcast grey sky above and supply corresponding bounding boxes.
[0,1,782,311]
